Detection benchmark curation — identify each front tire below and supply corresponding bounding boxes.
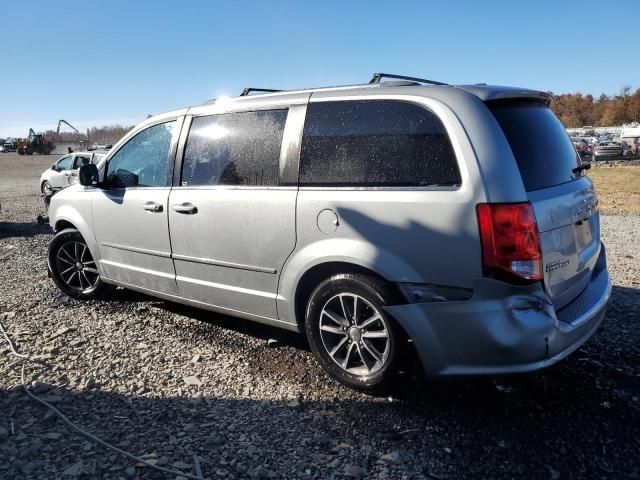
[41,180,51,194]
[305,274,399,391]
[48,228,110,299]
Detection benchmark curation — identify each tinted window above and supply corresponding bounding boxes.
[56,156,72,171]
[299,101,460,186]
[182,109,287,187]
[489,101,581,191]
[106,121,175,188]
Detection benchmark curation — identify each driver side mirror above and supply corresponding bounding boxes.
[79,164,100,186]
[51,164,58,171]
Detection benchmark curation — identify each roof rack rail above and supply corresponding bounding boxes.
[240,88,283,96]
[369,72,448,86]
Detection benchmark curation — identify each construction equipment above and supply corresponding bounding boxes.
[57,119,81,143]
[17,128,54,155]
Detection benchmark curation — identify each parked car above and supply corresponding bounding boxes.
[2,140,16,152]
[89,143,113,151]
[46,78,611,390]
[570,137,589,157]
[593,142,624,159]
[582,139,594,156]
[39,152,106,193]
[621,136,640,156]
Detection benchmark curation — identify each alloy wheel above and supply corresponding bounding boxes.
[55,241,100,292]
[319,293,391,376]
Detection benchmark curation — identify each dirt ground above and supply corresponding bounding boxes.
[0,152,639,479]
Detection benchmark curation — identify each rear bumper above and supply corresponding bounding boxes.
[385,247,611,376]
[594,151,622,157]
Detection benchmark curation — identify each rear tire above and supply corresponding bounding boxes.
[305,274,399,391]
[48,228,110,299]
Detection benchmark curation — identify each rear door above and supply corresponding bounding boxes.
[168,107,299,319]
[489,101,600,309]
[69,154,91,186]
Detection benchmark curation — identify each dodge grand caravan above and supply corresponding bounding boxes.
[47,73,611,390]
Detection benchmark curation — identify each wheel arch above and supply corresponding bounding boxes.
[277,238,420,326]
[293,261,403,329]
[50,205,102,269]
[54,219,76,232]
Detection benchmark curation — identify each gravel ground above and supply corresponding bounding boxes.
[0,154,639,479]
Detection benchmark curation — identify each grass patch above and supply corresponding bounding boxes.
[588,166,640,215]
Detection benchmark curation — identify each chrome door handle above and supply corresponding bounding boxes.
[172,203,198,214]
[142,202,163,212]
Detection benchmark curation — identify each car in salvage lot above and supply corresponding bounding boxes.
[39,152,106,193]
[621,136,640,157]
[45,75,611,391]
[571,137,590,157]
[593,141,624,159]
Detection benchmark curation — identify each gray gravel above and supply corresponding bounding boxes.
[1,154,639,479]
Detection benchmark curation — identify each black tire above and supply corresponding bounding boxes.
[305,274,399,391]
[41,181,51,194]
[48,228,110,299]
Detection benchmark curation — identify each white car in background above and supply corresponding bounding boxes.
[39,152,106,193]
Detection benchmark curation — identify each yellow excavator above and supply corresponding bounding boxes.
[17,128,54,155]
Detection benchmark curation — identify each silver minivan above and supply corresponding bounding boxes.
[47,74,611,390]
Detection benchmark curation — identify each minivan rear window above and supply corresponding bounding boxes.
[489,101,582,192]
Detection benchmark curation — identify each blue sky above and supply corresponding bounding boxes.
[1,0,638,137]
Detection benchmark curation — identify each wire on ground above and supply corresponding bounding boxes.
[0,316,204,480]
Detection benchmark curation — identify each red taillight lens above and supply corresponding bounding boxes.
[476,202,542,284]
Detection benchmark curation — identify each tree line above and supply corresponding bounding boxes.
[43,125,134,145]
[550,86,640,128]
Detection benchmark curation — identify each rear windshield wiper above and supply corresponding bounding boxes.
[572,163,591,174]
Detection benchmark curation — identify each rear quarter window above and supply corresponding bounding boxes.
[489,101,582,192]
[299,100,460,187]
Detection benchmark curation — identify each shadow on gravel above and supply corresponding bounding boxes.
[101,287,309,350]
[4,284,639,478]
[0,220,51,239]
[1,357,639,480]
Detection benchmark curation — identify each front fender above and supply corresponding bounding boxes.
[276,237,421,324]
[49,192,102,271]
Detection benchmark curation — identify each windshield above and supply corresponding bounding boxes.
[489,101,582,192]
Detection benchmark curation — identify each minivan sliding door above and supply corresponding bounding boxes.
[168,107,301,320]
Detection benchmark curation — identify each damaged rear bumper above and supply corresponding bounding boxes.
[385,248,611,377]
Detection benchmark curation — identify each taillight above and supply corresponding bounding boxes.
[476,202,542,284]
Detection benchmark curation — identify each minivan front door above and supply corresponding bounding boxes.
[168,109,297,320]
[92,119,180,294]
